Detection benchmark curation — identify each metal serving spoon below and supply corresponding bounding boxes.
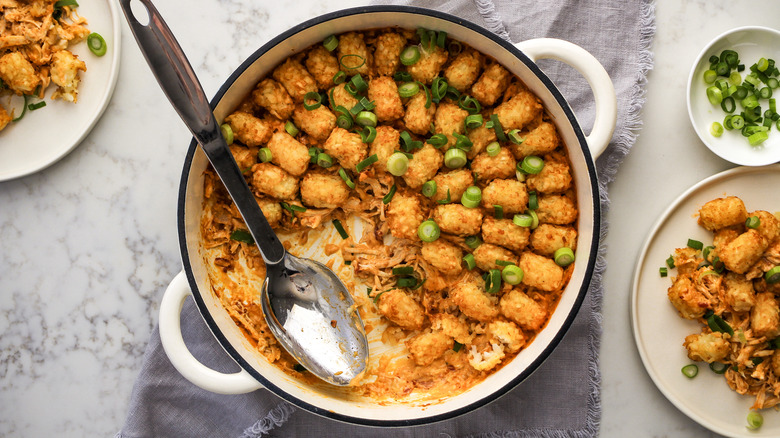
[120,0,368,386]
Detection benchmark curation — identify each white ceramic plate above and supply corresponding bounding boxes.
[687,26,780,166]
[0,0,121,182]
[632,164,780,437]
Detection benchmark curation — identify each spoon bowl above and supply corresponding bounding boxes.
[120,0,368,386]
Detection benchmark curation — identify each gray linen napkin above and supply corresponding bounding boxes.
[117,1,655,437]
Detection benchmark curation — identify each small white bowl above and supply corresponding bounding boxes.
[687,26,780,166]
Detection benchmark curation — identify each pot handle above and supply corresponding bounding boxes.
[158,271,264,394]
[515,38,617,159]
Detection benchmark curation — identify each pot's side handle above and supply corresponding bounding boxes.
[515,38,617,159]
[158,271,264,394]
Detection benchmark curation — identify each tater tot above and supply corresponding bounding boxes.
[466,119,497,159]
[250,163,299,200]
[337,32,371,75]
[387,191,427,241]
[404,91,436,135]
[0,52,40,94]
[667,276,708,319]
[723,272,756,312]
[536,195,578,225]
[229,144,258,171]
[377,289,426,330]
[373,32,406,76]
[751,292,780,339]
[292,104,336,141]
[408,46,448,84]
[444,49,482,92]
[251,79,295,120]
[481,216,531,252]
[519,251,564,292]
[481,179,528,214]
[329,82,360,112]
[370,126,400,174]
[450,275,499,322]
[494,90,543,131]
[433,204,483,236]
[422,240,463,276]
[530,224,577,256]
[488,320,525,353]
[266,132,310,176]
[471,147,516,182]
[525,159,572,194]
[434,102,468,150]
[431,313,473,344]
[697,196,748,231]
[50,50,86,102]
[403,144,443,189]
[719,229,767,274]
[684,332,730,363]
[406,331,453,366]
[272,58,318,103]
[304,45,340,89]
[500,288,547,331]
[473,243,518,271]
[750,210,780,243]
[224,111,273,147]
[431,169,472,203]
[300,171,350,208]
[322,127,368,170]
[510,121,559,158]
[255,196,283,228]
[470,63,511,106]
[368,76,404,122]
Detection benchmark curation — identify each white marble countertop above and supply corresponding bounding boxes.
[1,0,779,436]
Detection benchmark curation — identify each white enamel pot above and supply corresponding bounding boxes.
[159,6,616,426]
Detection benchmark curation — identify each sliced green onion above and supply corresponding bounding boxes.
[748,131,769,146]
[681,364,698,378]
[383,184,397,204]
[398,82,420,98]
[422,180,437,198]
[720,96,735,113]
[554,247,575,267]
[501,265,524,285]
[707,313,734,336]
[323,35,338,52]
[710,122,724,137]
[427,133,448,148]
[463,253,476,270]
[508,129,524,144]
[308,147,320,163]
[258,147,273,163]
[520,156,544,174]
[486,269,502,294]
[436,31,447,48]
[393,71,412,82]
[355,111,377,127]
[464,235,482,249]
[703,69,717,84]
[453,133,473,151]
[687,239,703,250]
[27,101,46,111]
[418,220,441,242]
[387,152,410,176]
[358,96,375,111]
[332,219,349,239]
[400,46,421,66]
[746,411,763,430]
[461,186,482,208]
[464,114,483,130]
[431,77,448,102]
[230,229,254,244]
[392,266,415,276]
[317,153,333,168]
[458,95,481,115]
[730,115,745,129]
[513,213,533,228]
[220,123,234,145]
[282,121,299,138]
[356,154,378,172]
[333,70,346,84]
[494,205,504,219]
[303,91,322,110]
[709,362,728,374]
[706,85,723,105]
[528,191,538,210]
[360,126,377,143]
[339,168,355,189]
[87,32,107,56]
[660,267,668,277]
[436,188,452,204]
[340,54,366,70]
[489,114,507,142]
[529,210,539,229]
[486,141,501,157]
[765,266,780,284]
[745,215,760,229]
[11,95,28,122]
[444,148,468,169]
[400,130,423,151]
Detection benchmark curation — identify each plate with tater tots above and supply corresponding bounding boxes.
[0,0,121,181]
[632,164,780,437]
